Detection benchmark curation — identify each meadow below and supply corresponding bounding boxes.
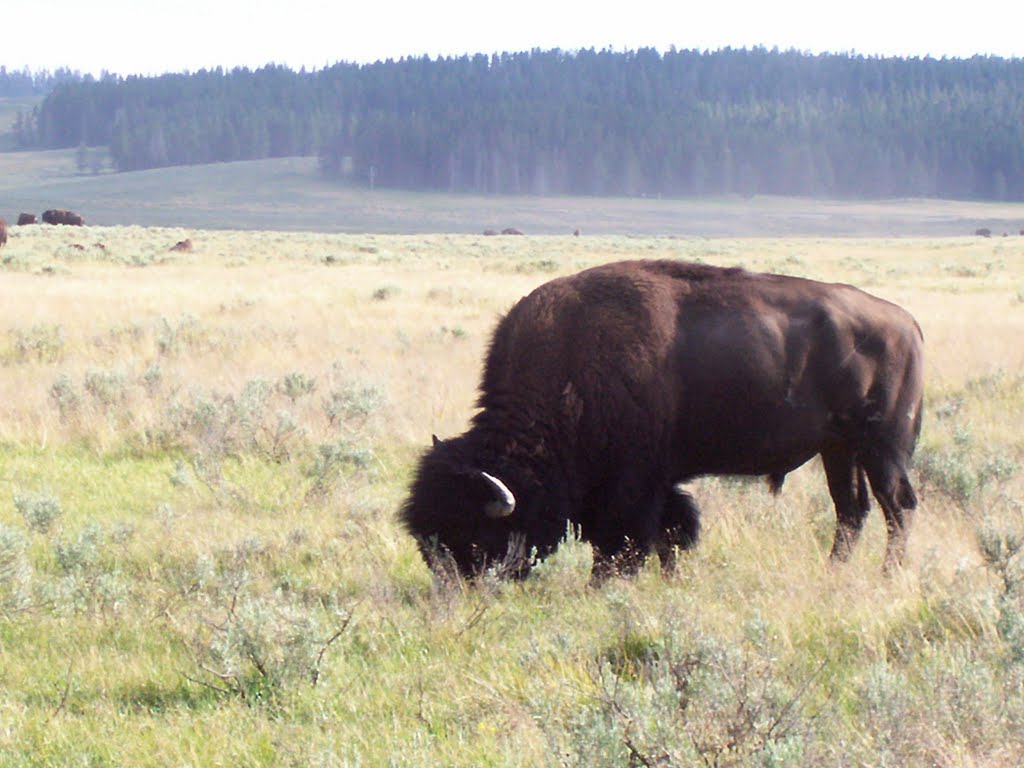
[5,150,1024,237]
[0,221,1023,766]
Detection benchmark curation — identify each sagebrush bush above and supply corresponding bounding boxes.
[0,524,32,615]
[180,543,355,706]
[13,490,63,534]
[6,322,66,364]
[915,426,1018,507]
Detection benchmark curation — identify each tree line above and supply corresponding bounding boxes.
[0,66,82,98]
[10,48,1024,200]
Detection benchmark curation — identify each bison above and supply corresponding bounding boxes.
[401,260,924,582]
[0,218,7,248]
[170,238,193,252]
[975,228,992,238]
[42,209,85,226]
[17,213,36,225]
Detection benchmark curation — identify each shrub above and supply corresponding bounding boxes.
[6,322,66,363]
[51,522,129,615]
[915,428,1018,507]
[183,577,355,706]
[977,522,1024,663]
[48,374,81,422]
[277,372,317,403]
[13,490,63,534]
[557,612,819,767]
[83,368,128,410]
[0,524,32,615]
[322,383,385,425]
[155,314,203,356]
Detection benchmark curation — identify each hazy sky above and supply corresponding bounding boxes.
[4,0,1021,76]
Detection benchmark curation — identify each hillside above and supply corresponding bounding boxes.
[19,51,1024,200]
[3,152,1024,236]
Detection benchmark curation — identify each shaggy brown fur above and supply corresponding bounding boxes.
[42,209,85,226]
[402,260,924,580]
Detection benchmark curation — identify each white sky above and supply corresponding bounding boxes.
[3,0,1021,76]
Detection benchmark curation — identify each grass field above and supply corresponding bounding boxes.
[4,150,1024,237]
[1,222,1023,766]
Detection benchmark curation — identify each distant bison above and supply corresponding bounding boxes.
[402,260,924,581]
[42,209,85,226]
[501,227,524,236]
[170,238,193,252]
[17,213,36,225]
[482,229,499,236]
[0,218,7,248]
[975,228,992,238]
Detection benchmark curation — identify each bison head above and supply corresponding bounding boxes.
[400,436,565,580]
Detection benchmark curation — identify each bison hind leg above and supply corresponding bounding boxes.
[863,458,918,572]
[656,488,702,576]
[823,449,870,563]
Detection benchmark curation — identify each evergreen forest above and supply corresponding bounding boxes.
[7,48,1024,200]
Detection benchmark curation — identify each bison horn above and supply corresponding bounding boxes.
[480,471,516,518]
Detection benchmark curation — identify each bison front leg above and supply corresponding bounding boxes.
[589,538,648,584]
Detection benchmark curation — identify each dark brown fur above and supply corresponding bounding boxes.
[0,218,7,248]
[17,213,36,225]
[170,238,193,252]
[42,209,85,226]
[402,260,924,580]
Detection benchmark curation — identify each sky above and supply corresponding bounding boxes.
[3,0,1021,77]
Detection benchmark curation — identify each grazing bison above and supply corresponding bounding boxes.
[0,218,7,247]
[17,213,36,225]
[170,238,193,252]
[501,227,524,236]
[42,209,85,226]
[975,228,992,238]
[402,260,924,581]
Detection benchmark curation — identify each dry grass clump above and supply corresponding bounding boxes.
[1,225,1023,765]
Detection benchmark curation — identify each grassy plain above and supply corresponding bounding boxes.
[1,222,1023,765]
[4,150,1024,237]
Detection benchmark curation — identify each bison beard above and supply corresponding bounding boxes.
[401,260,924,581]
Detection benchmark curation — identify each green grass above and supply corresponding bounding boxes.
[1,226,1023,765]
[4,148,1024,235]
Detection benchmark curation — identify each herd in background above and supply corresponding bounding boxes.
[0,209,86,248]
[974,227,1024,238]
[0,210,1021,252]
[0,210,191,254]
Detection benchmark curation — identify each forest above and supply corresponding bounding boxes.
[7,48,1024,200]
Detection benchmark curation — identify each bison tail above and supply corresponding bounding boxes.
[767,472,786,495]
[897,472,918,510]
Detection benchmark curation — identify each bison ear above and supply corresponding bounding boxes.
[480,471,516,518]
[432,434,443,447]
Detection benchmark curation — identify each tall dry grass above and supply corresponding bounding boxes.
[0,223,1023,766]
